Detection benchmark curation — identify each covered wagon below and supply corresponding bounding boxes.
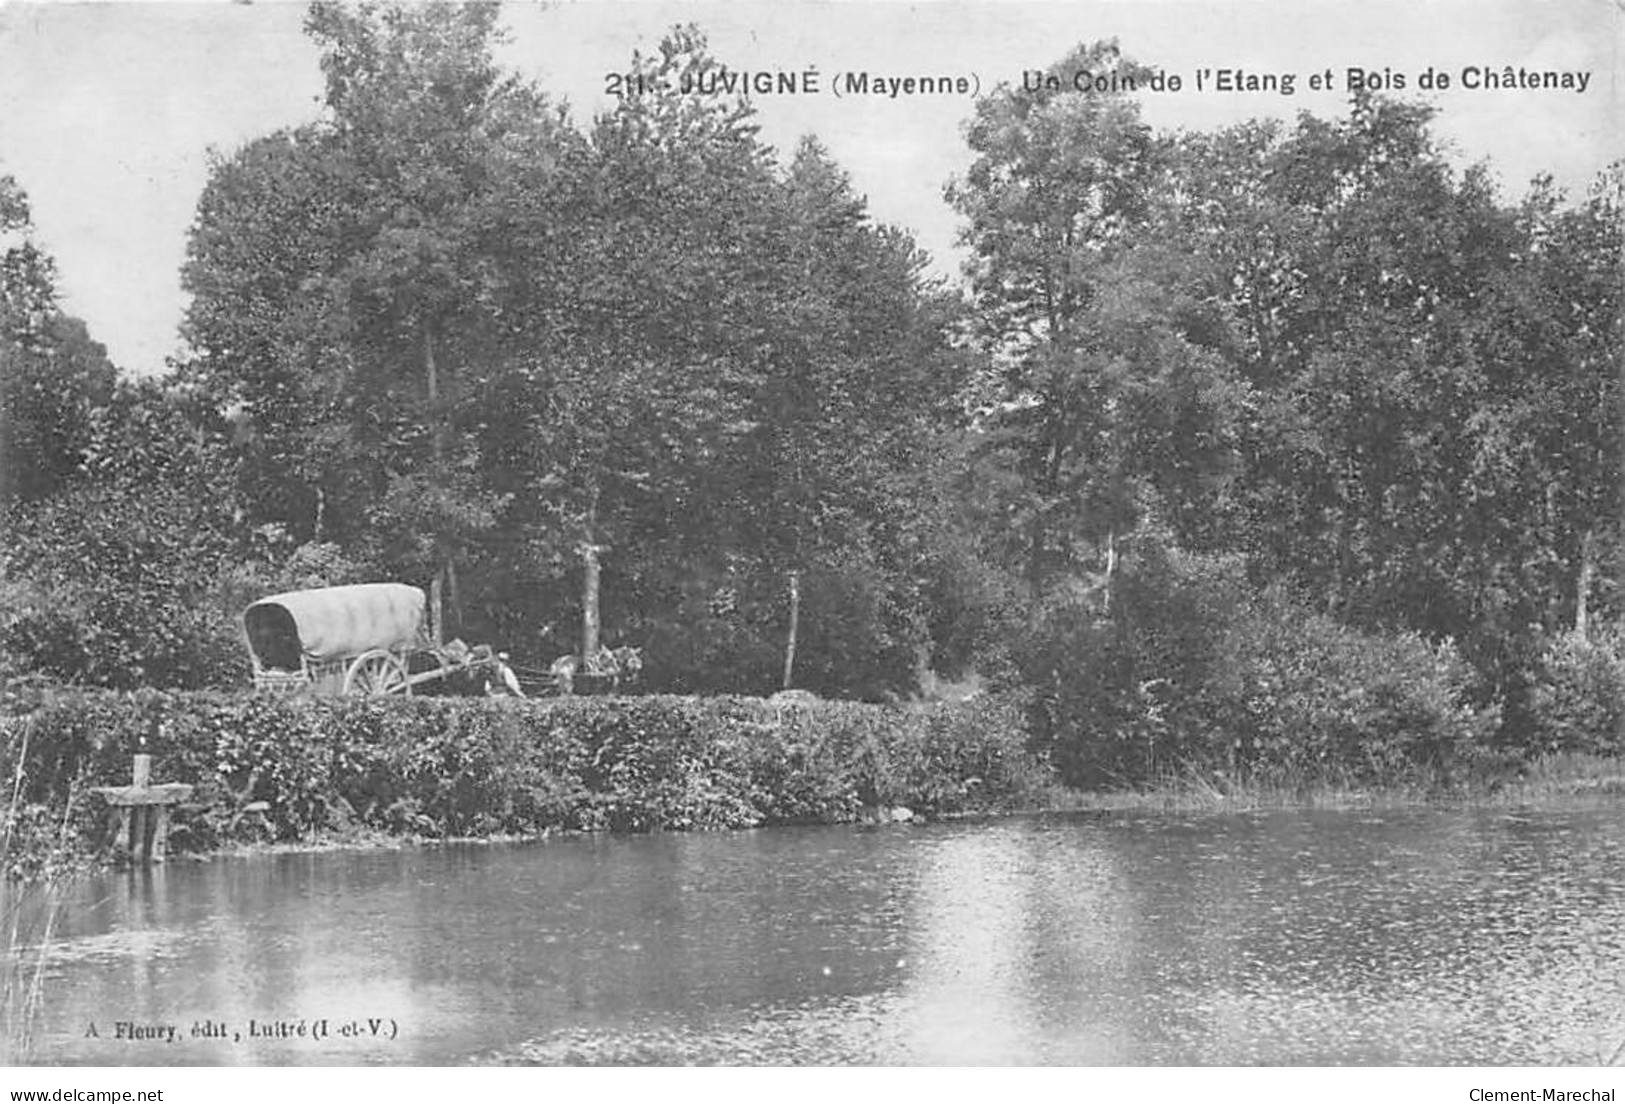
[242,583,520,697]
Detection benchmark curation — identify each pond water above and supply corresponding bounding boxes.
[9,806,1625,1065]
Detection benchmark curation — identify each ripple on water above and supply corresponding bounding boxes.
[28,927,194,970]
[17,807,1625,1066]
[475,995,902,1066]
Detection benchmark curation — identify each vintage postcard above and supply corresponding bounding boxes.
[0,0,1621,1088]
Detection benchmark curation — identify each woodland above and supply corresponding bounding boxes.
[2,4,1619,790]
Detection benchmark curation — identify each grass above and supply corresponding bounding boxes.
[1031,751,1625,815]
[1499,749,1625,790]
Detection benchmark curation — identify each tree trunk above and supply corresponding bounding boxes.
[1102,529,1117,615]
[446,559,461,641]
[580,486,603,660]
[0,408,11,513]
[1027,511,1046,597]
[1028,434,1063,595]
[783,569,800,690]
[429,568,444,647]
[424,323,449,645]
[1576,528,1596,638]
[581,541,601,660]
[424,325,442,460]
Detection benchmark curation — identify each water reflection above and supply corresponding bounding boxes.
[10,806,1625,1064]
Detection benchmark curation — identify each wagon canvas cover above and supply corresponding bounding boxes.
[243,583,428,670]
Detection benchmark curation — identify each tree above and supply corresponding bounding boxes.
[1,382,248,689]
[181,128,361,541]
[1522,167,1623,635]
[739,138,967,691]
[1154,100,1621,701]
[948,41,1244,599]
[183,1,585,644]
[0,173,117,509]
[947,46,1622,748]
[181,9,982,695]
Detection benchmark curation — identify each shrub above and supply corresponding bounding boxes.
[1016,529,1498,790]
[1015,537,1252,787]
[0,482,247,690]
[1526,627,1625,757]
[1205,592,1499,785]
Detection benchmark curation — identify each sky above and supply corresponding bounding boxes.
[0,0,1618,377]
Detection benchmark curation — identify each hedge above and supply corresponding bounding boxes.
[0,689,1050,877]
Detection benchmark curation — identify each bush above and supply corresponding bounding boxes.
[1015,538,1253,787]
[1203,592,1499,785]
[0,482,248,690]
[727,692,1049,822]
[1526,627,1625,757]
[1016,530,1498,789]
[0,689,1048,874]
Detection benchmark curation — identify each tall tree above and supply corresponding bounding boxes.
[759,138,969,690]
[181,9,984,693]
[948,41,1242,598]
[183,1,584,641]
[1534,167,1623,634]
[1135,96,1622,707]
[0,173,117,509]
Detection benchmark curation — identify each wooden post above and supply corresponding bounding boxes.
[131,753,152,861]
[111,805,134,859]
[93,755,192,867]
[150,805,172,864]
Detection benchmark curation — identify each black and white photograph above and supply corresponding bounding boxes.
[0,0,1621,1080]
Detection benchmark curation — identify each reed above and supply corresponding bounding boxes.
[0,878,64,1063]
[1500,751,1625,796]
[0,714,62,1063]
[1035,755,1483,814]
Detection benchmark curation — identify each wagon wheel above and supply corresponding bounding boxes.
[344,649,411,696]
